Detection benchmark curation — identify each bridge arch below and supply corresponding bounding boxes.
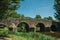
[0,24,8,32]
[0,24,7,28]
[17,22,30,32]
[50,25,57,32]
[36,23,45,32]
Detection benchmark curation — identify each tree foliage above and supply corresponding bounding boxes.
[20,14,25,19]
[44,16,53,20]
[54,0,60,20]
[7,10,25,19]
[35,15,41,19]
[7,10,21,18]
[0,0,23,20]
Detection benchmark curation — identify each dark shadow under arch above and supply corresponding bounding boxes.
[30,27,35,32]
[0,24,6,28]
[50,25,57,32]
[0,24,7,31]
[17,22,29,32]
[45,27,50,32]
[8,27,13,31]
[36,23,45,32]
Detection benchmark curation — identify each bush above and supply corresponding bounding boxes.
[0,27,8,37]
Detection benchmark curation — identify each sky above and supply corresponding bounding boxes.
[16,0,55,19]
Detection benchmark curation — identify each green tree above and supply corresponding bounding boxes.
[44,16,53,20]
[54,0,60,20]
[0,0,8,20]
[7,10,25,19]
[35,15,41,19]
[7,10,21,18]
[0,0,23,20]
[20,14,25,19]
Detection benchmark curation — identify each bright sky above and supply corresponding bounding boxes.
[16,0,55,19]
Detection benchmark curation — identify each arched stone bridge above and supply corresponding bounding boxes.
[0,18,60,32]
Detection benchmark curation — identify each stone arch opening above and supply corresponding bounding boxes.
[30,27,35,32]
[36,23,45,32]
[45,27,50,32]
[50,25,57,32]
[0,24,8,32]
[0,24,6,28]
[8,28,13,31]
[17,22,30,32]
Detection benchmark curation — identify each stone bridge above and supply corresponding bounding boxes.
[0,18,60,32]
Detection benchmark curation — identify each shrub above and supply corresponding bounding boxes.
[0,27,8,37]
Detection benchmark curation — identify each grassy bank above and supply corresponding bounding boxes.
[0,28,60,40]
[9,32,57,40]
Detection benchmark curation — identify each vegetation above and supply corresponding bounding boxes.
[17,23,26,32]
[44,16,53,20]
[0,27,60,40]
[0,26,60,40]
[0,0,60,40]
[35,15,53,20]
[54,0,60,20]
[0,0,23,20]
[0,27,8,37]
[9,32,57,40]
[35,15,41,19]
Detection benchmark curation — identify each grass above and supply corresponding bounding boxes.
[0,27,8,37]
[0,27,60,40]
[8,32,57,40]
